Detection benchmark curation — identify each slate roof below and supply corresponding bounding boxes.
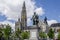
[23,25,40,30]
[50,23,60,27]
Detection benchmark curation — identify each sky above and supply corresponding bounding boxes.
[0,0,60,30]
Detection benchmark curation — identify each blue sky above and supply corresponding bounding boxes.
[35,0,60,22]
[0,0,60,29]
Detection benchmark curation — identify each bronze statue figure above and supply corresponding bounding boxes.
[32,12,39,25]
[44,16,48,25]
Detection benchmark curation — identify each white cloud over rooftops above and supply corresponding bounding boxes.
[47,20,58,26]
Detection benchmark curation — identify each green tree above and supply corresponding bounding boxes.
[57,32,60,40]
[39,32,47,38]
[0,28,3,39]
[3,24,11,40]
[47,28,54,39]
[15,28,21,39]
[21,31,30,39]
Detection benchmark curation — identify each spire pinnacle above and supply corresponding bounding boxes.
[22,1,26,9]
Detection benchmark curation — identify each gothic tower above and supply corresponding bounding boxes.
[21,1,27,29]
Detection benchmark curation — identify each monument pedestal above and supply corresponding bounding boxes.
[29,25,39,40]
[29,38,38,40]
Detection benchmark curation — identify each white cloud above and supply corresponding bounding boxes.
[47,20,58,26]
[35,7,45,16]
[0,0,44,20]
[0,0,44,30]
[27,18,32,26]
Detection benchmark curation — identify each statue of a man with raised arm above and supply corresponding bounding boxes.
[32,12,39,25]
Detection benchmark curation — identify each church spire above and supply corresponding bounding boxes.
[21,1,27,29]
[23,1,25,8]
[22,1,26,10]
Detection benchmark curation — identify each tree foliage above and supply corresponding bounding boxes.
[21,31,30,39]
[0,28,3,38]
[47,28,54,39]
[39,32,47,38]
[58,32,60,40]
[3,24,11,40]
[15,28,21,37]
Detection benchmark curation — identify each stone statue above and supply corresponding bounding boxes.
[32,12,39,25]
